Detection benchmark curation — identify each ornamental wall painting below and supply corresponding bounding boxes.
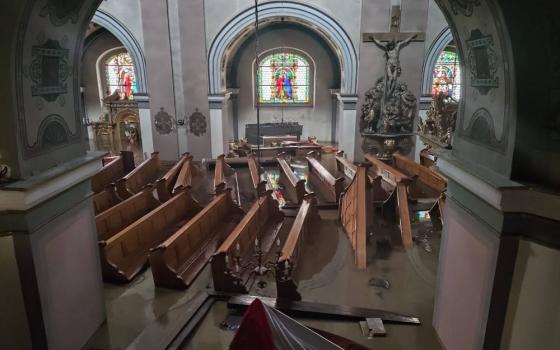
[257,51,313,105]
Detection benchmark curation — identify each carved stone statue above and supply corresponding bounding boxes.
[417,93,458,147]
[371,35,417,99]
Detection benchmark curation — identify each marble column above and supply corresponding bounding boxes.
[330,89,340,145]
[136,93,154,159]
[338,95,359,161]
[209,94,227,158]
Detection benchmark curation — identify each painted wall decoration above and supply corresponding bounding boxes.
[104,52,137,100]
[188,109,207,137]
[465,108,501,148]
[40,0,84,26]
[154,107,176,135]
[466,29,499,95]
[448,0,481,17]
[257,51,312,105]
[432,49,462,101]
[29,38,71,103]
[37,114,71,150]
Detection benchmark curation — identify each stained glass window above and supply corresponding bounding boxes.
[257,51,312,105]
[105,52,137,100]
[432,48,461,101]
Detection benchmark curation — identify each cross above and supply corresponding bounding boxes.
[362,3,425,43]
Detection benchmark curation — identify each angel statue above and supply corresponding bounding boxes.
[371,34,417,99]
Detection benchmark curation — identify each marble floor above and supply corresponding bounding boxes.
[84,154,442,350]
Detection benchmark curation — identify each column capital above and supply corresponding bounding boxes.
[339,94,359,110]
[208,94,227,109]
[134,93,150,109]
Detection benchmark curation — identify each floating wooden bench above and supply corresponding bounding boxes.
[339,163,373,270]
[365,154,413,248]
[174,154,196,192]
[99,189,202,283]
[277,153,307,205]
[211,192,284,294]
[116,152,161,200]
[92,187,122,215]
[306,151,344,203]
[91,151,135,194]
[248,154,268,197]
[156,153,189,202]
[276,194,320,300]
[95,187,161,242]
[149,189,245,289]
[214,154,240,205]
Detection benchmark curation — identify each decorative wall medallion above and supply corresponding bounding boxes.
[30,39,70,102]
[188,109,207,137]
[40,0,83,26]
[449,0,481,17]
[154,107,176,135]
[467,29,499,95]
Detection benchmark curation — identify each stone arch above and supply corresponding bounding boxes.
[92,9,148,94]
[422,27,456,95]
[208,1,358,95]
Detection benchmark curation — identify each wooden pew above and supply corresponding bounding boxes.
[277,153,307,205]
[156,153,189,202]
[173,154,196,193]
[95,187,161,242]
[276,194,320,300]
[365,154,413,249]
[99,189,202,283]
[339,163,373,270]
[116,152,161,200]
[149,189,244,289]
[248,154,268,197]
[211,192,284,294]
[91,151,135,194]
[92,187,121,215]
[306,151,345,203]
[214,154,240,205]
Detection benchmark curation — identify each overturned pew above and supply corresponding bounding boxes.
[248,154,268,197]
[156,153,189,202]
[116,152,161,200]
[277,153,307,205]
[149,189,244,289]
[92,187,121,215]
[95,186,161,242]
[339,163,373,270]
[99,189,202,283]
[211,191,284,294]
[306,151,345,203]
[276,194,320,300]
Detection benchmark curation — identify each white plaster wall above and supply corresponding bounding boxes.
[234,27,337,142]
[98,0,145,50]
[204,0,362,53]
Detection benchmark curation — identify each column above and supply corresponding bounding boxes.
[229,89,240,141]
[209,94,227,158]
[338,95,359,161]
[330,89,340,145]
[135,94,154,159]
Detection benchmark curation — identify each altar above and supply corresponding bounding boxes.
[245,122,303,145]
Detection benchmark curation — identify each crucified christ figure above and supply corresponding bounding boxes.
[371,34,417,100]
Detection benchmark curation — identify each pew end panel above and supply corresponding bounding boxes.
[117,152,161,200]
[156,153,189,202]
[92,187,122,215]
[173,155,196,194]
[91,156,124,194]
[277,153,308,204]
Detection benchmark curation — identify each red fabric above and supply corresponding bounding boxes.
[229,299,276,350]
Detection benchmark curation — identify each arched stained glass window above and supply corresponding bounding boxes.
[432,47,461,101]
[105,52,137,100]
[257,50,313,105]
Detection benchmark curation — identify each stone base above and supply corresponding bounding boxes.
[361,133,415,161]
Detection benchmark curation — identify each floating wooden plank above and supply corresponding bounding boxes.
[277,153,307,204]
[226,295,421,325]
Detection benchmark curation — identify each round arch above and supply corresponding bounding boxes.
[208,1,358,95]
[92,9,148,94]
[421,27,455,95]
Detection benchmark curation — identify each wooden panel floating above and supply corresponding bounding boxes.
[156,153,189,202]
[99,189,202,283]
[339,163,373,270]
[214,154,240,205]
[92,187,122,215]
[277,153,307,205]
[116,152,161,200]
[248,154,268,197]
[276,194,320,300]
[95,186,160,242]
[211,192,284,294]
[306,151,345,203]
[149,189,244,289]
